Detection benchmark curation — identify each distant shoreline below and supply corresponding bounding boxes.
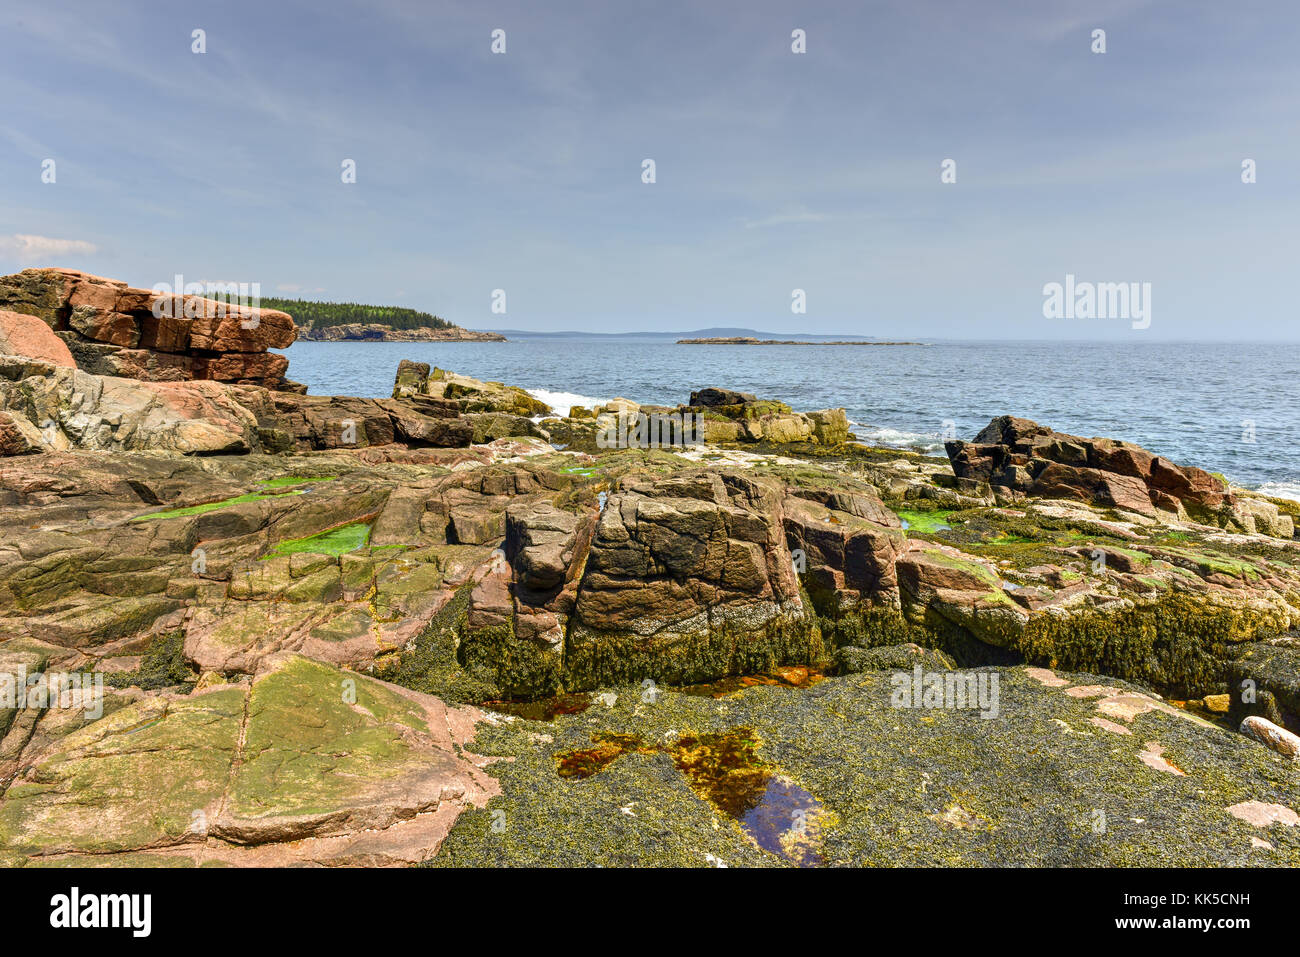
[296,324,507,342]
[676,336,926,346]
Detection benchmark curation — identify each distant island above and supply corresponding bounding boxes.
[677,336,925,345]
[259,297,507,342]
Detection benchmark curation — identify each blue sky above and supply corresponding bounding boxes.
[2,0,1297,339]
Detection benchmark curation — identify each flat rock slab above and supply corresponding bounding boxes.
[0,654,498,866]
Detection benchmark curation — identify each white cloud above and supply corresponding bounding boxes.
[0,234,99,264]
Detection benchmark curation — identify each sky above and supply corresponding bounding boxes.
[1,0,1297,339]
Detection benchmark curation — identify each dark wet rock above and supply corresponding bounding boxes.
[690,387,757,407]
[946,415,1258,530]
[1228,640,1300,733]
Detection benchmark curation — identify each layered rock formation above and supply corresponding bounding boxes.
[2,420,1298,865]
[947,415,1292,535]
[2,328,1299,866]
[392,360,550,415]
[0,269,298,390]
[0,353,561,456]
[541,386,851,451]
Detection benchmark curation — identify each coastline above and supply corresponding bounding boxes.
[677,336,926,345]
[296,323,507,342]
[4,284,1300,868]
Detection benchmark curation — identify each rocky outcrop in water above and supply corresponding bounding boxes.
[392,360,549,415]
[946,415,1292,535]
[540,386,851,451]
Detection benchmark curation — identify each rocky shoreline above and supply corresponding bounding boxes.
[297,323,506,342]
[0,268,1298,867]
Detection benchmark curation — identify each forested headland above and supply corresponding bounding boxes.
[258,298,455,331]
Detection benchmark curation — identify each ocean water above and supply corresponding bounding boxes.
[277,339,1300,496]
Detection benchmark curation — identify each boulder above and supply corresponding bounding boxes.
[783,495,903,604]
[505,502,580,594]
[0,309,75,367]
[690,387,757,407]
[807,408,850,444]
[391,363,550,416]
[684,388,847,447]
[948,415,1238,526]
[1241,715,1300,760]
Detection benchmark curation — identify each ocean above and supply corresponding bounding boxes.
[276,339,1300,498]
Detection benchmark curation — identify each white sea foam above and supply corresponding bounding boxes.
[526,388,611,415]
[849,421,945,453]
[1253,481,1300,503]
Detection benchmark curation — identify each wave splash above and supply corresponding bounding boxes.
[526,388,611,415]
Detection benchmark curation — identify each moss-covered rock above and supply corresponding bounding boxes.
[431,665,1300,867]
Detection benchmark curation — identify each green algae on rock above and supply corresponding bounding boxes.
[429,665,1300,867]
[132,488,308,521]
[266,521,372,558]
[0,654,500,866]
